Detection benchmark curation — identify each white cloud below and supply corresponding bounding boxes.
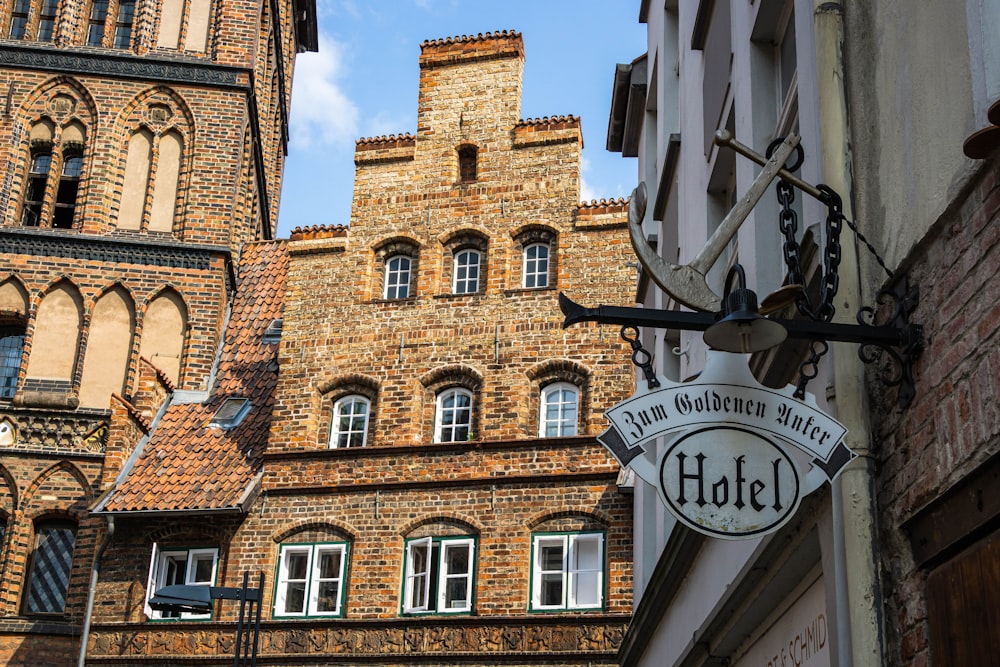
[289,34,359,151]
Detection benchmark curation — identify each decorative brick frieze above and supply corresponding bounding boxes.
[84,615,627,663]
[0,44,245,87]
[0,404,108,454]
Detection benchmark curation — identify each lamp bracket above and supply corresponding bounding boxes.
[559,285,923,408]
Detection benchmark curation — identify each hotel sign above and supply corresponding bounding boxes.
[600,352,854,539]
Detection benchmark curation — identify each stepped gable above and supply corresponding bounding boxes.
[100,241,288,513]
[354,134,416,165]
[419,30,524,68]
[289,224,349,240]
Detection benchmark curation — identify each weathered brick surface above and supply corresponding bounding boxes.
[80,31,635,666]
[0,0,304,664]
[871,156,1000,667]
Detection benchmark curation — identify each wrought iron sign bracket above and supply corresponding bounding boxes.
[559,285,924,408]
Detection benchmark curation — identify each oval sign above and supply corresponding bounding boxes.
[658,426,801,539]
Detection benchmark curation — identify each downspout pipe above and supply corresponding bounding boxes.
[812,2,886,665]
[78,515,114,667]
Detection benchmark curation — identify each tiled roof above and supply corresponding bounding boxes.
[101,241,287,513]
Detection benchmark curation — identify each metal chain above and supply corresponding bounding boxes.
[620,326,660,390]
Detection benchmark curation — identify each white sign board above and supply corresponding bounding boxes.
[731,577,830,667]
[599,352,853,539]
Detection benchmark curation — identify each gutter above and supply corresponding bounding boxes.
[77,515,113,667]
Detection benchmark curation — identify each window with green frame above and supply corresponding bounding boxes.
[530,531,604,611]
[402,535,475,614]
[274,542,348,618]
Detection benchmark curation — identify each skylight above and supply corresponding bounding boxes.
[209,398,251,429]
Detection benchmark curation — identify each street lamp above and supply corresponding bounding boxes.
[148,571,264,667]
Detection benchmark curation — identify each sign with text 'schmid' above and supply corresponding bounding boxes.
[599,351,853,540]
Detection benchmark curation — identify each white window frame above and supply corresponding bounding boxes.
[434,387,473,443]
[403,536,475,614]
[274,542,348,618]
[383,254,412,299]
[522,242,550,288]
[539,382,579,437]
[452,249,481,294]
[145,544,219,620]
[329,395,370,448]
[531,532,604,611]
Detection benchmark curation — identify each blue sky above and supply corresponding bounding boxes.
[276,0,645,236]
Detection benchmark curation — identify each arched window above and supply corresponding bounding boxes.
[23,520,77,614]
[384,255,412,299]
[523,242,550,288]
[434,388,473,443]
[19,114,89,229]
[52,153,83,229]
[22,150,51,226]
[329,395,370,448]
[540,382,579,437]
[452,249,481,294]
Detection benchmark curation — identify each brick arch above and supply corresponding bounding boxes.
[525,508,611,531]
[525,358,590,386]
[19,76,99,129]
[0,461,19,513]
[271,518,358,544]
[316,372,380,399]
[21,460,94,519]
[397,513,485,538]
[144,521,238,547]
[418,363,483,391]
[438,226,491,249]
[113,86,196,141]
[510,223,557,247]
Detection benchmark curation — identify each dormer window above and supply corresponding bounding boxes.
[458,145,477,182]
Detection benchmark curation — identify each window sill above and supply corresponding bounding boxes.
[432,292,482,300]
[504,286,557,297]
[367,296,418,306]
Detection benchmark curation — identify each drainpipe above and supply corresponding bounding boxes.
[78,515,114,667]
[812,2,885,665]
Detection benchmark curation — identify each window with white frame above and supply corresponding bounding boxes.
[274,542,348,618]
[329,395,370,448]
[522,243,550,288]
[384,255,412,299]
[539,382,579,437]
[146,546,219,620]
[434,388,472,443]
[452,249,481,294]
[403,536,475,614]
[530,532,604,611]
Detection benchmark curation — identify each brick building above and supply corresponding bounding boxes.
[606,2,1000,667]
[0,25,636,666]
[0,0,316,663]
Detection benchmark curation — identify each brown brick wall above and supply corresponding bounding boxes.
[873,158,1000,667]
